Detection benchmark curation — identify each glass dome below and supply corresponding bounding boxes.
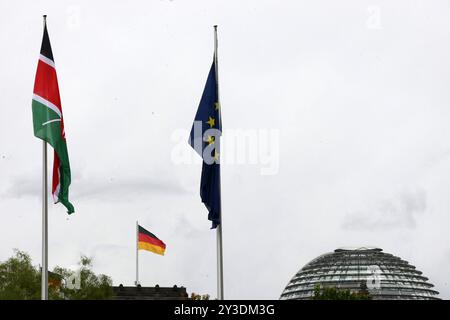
[280,247,440,300]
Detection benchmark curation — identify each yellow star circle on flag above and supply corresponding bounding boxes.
[206,136,215,145]
[206,117,215,128]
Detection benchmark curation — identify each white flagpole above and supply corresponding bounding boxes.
[214,25,224,300]
[41,15,49,301]
[136,220,139,285]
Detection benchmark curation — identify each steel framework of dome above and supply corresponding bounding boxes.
[280,247,440,300]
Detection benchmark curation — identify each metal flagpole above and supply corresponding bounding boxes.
[136,221,139,285]
[214,25,224,300]
[41,15,49,301]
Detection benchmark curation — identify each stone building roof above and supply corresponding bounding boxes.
[112,284,189,300]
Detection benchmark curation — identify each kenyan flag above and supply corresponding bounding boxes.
[32,21,74,214]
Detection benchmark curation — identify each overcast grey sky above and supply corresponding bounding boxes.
[1,0,450,299]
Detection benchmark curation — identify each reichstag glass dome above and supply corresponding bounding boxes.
[280,247,440,300]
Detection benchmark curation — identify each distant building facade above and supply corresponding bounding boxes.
[112,284,189,300]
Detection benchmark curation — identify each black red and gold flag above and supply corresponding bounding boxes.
[138,225,166,256]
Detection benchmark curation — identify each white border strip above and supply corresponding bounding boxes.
[39,54,55,68]
[32,94,62,118]
[53,181,60,203]
[52,166,61,203]
[42,119,61,126]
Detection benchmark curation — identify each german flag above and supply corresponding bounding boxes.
[138,225,166,256]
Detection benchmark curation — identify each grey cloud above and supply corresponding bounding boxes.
[1,175,189,202]
[1,175,40,200]
[342,189,427,231]
[71,176,190,201]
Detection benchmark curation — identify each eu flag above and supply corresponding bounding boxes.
[189,60,222,229]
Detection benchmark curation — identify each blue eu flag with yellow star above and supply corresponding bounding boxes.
[189,60,222,229]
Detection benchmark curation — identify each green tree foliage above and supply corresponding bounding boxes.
[0,250,113,300]
[190,292,211,300]
[54,255,113,300]
[312,284,372,300]
[0,250,40,300]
